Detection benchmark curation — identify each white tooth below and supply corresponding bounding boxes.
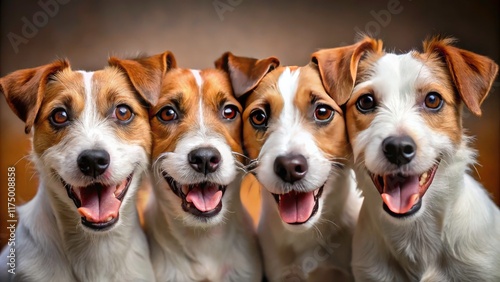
[419,172,428,186]
[106,216,113,222]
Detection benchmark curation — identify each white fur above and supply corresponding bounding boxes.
[0,71,155,281]
[255,67,362,281]
[351,53,500,281]
[145,70,262,281]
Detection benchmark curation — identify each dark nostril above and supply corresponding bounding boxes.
[77,149,110,178]
[274,154,308,183]
[382,135,416,166]
[188,147,222,175]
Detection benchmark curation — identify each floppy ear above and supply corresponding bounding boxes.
[423,37,498,116]
[311,37,383,106]
[215,52,280,97]
[108,51,177,105]
[0,59,70,134]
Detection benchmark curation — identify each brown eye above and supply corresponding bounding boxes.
[314,104,334,123]
[424,92,443,110]
[49,108,69,127]
[115,105,134,123]
[356,94,376,113]
[249,109,268,129]
[222,105,239,120]
[157,106,178,122]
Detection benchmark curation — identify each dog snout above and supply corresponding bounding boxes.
[382,136,416,166]
[274,154,308,183]
[188,147,222,175]
[77,149,110,177]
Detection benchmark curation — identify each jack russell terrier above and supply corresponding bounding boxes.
[339,37,500,281]
[233,40,377,281]
[0,53,167,281]
[143,51,277,281]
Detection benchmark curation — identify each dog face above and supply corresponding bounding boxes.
[345,37,498,218]
[151,67,246,227]
[243,65,349,229]
[150,53,278,228]
[0,54,169,232]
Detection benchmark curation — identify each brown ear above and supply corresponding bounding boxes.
[108,51,176,105]
[423,37,498,116]
[0,59,70,134]
[311,37,383,106]
[215,52,280,97]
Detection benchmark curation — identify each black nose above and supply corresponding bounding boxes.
[188,147,222,175]
[77,149,110,177]
[382,136,416,166]
[274,154,308,183]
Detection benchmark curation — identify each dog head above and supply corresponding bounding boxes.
[0,53,170,232]
[238,40,378,230]
[344,37,498,219]
[149,52,277,227]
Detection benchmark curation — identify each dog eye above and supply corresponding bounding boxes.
[222,105,239,120]
[424,92,443,110]
[114,105,134,123]
[157,106,178,122]
[249,109,268,129]
[356,94,376,113]
[49,108,69,127]
[314,104,334,123]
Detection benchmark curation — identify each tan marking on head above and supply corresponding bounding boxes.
[94,67,152,156]
[242,68,284,160]
[34,67,152,157]
[413,52,462,144]
[33,69,85,155]
[295,65,350,161]
[151,68,242,161]
[243,65,350,162]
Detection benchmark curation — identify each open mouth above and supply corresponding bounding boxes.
[163,173,227,218]
[370,162,439,217]
[272,185,324,225]
[63,173,133,230]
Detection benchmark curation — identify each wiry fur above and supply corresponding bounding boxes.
[0,66,155,281]
[145,68,262,281]
[347,39,500,281]
[244,66,362,281]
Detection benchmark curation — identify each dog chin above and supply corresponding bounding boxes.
[57,170,136,232]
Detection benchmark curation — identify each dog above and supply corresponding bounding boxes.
[339,37,500,281]
[0,53,167,281]
[143,52,277,281]
[235,40,378,281]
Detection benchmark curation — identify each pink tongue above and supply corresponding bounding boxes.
[381,174,420,214]
[186,184,222,212]
[278,191,315,224]
[77,181,123,223]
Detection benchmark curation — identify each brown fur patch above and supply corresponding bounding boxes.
[242,65,350,163]
[150,68,242,162]
[33,67,152,157]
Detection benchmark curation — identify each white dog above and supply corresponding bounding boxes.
[0,53,168,281]
[343,37,500,281]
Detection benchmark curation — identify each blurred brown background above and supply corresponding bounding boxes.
[1,0,498,247]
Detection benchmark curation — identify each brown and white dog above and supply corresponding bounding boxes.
[143,52,274,281]
[0,54,165,281]
[340,37,500,281]
[235,41,376,281]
